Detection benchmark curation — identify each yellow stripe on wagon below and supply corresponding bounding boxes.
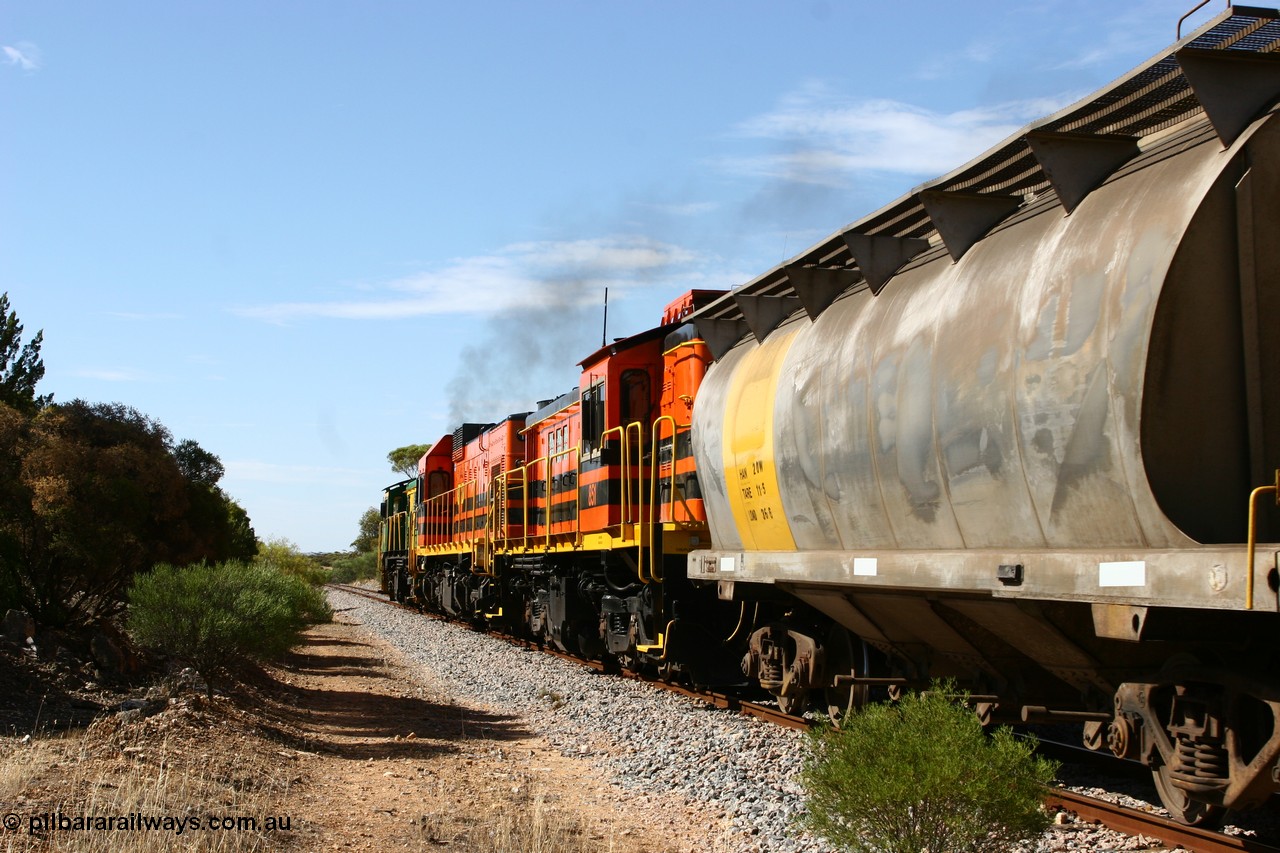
[721,330,797,551]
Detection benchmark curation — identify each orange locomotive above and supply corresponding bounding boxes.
[379,289,744,681]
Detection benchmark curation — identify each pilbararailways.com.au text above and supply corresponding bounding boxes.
[14,812,292,835]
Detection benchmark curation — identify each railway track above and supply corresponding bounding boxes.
[1045,790,1280,853]
[327,582,1278,852]
[328,582,807,730]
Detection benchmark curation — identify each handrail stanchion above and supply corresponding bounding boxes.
[601,426,628,529]
[1245,469,1279,610]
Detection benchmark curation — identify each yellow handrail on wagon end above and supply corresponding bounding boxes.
[649,414,694,583]
[1245,469,1279,610]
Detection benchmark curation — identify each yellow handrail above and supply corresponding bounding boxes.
[649,415,679,583]
[472,475,493,575]
[478,471,502,577]
[625,420,644,526]
[1245,468,1279,610]
[504,449,581,550]
[545,445,581,546]
[601,426,629,526]
[626,420,647,582]
[382,509,411,551]
[528,455,547,549]
[518,462,530,551]
[492,466,526,553]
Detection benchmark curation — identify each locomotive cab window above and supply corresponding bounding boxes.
[582,383,604,455]
[427,470,451,498]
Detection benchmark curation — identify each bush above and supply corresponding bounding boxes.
[798,683,1058,853]
[327,551,377,584]
[255,537,328,586]
[127,561,332,693]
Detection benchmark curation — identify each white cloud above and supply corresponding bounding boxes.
[637,200,719,217]
[723,83,1075,186]
[501,237,699,274]
[3,42,40,71]
[237,235,708,323]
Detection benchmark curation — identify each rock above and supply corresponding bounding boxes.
[169,666,208,695]
[2,609,34,644]
[90,627,142,678]
[117,697,165,719]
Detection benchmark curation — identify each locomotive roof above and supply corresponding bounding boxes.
[520,322,687,432]
[577,322,677,369]
[524,387,580,431]
[688,4,1280,359]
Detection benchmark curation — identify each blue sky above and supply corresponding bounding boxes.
[1,0,1221,552]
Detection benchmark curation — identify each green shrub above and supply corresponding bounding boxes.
[127,561,332,693]
[327,551,377,584]
[798,682,1058,853]
[254,537,328,586]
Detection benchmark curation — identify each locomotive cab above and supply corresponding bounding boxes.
[378,477,416,602]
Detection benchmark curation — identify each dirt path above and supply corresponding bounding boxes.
[3,611,737,852]
[275,612,701,845]
[238,611,731,851]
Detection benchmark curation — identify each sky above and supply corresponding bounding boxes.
[0,0,1230,552]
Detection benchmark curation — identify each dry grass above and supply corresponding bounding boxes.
[0,737,44,805]
[417,771,605,853]
[2,716,295,853]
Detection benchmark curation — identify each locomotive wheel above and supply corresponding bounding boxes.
[1151,761,1226,828]
[824,625,870,725]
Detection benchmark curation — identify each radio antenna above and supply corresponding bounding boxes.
[601,287,609,347]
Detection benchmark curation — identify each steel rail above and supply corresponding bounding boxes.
[1045,789,1280,853]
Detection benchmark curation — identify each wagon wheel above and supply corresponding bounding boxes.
[777,690,808,716]
[824,625,869,725]
[1151,760,1227,828]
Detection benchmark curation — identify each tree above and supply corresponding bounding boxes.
[4,401,191,625]
[0,292,51,414]
[387,443,431,478]
[0,402,29,612]
[0,400,259,626]
[178,478,258,564]
[168,438,255,563]
[798,684,1058,853]
[352,506,380,552]
[172,438,225,486]
[221,498,257,561]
